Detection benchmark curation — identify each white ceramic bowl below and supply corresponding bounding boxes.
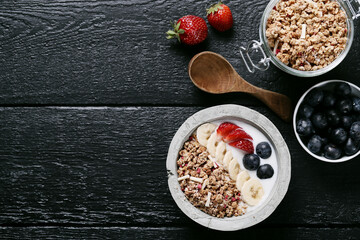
[293,80,360,163]
[166,104,291,231]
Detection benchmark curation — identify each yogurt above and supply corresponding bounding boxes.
[211,120,278,212]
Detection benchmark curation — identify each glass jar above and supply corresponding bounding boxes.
[240,0,360,77]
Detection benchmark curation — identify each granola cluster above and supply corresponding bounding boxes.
[266,0,347,71]
[177,135,247,218]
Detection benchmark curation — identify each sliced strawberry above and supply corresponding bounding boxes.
[229,140,254,154]
[216,122,239,138]
[224,128,253,142]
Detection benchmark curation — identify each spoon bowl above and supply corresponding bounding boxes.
[188,51,292,122]
[189,52,239,94]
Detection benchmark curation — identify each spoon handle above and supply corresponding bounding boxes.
[251,87,292,122]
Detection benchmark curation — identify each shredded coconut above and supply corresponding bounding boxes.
[300,24,307,39]
[208,155,219,168]
[178,175,190,181]
[202,179,209,190]
[190,176,203,183]
[273,40,279,55]
[205,192,212,207]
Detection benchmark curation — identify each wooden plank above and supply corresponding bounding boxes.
[0,226,359,239]
[0,0,359,105]
[0,106,359,226]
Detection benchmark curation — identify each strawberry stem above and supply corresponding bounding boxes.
[206,1,224,15]
[166,20,184,43]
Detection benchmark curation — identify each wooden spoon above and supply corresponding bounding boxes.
[188,51,292,122]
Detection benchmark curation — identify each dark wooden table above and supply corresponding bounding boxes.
[0,0,359,239]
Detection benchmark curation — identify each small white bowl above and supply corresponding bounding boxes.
[166,104,291,231]
[293,80,360,163]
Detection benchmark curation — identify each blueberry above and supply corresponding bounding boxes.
[323,144,342,160]
[322,91,337,108]
[296,118,314,137]
[298,104,314,119]
[344,138,360,156]
[326,127,333,137]
[256,142,272,159]
[243,154,260,171]
[257,164,274,179]
[305,89,324,107]
[334,82,351,96]
[353,97,360,113]
[326,109,340,127]
[349,121,360,142]
[336,98,353,114]
[307,135,323,154]
[321,137,329,145]
[352,114,360,122]
[330,128,347,145]
[311,112,328,130]
[340,115,353,130]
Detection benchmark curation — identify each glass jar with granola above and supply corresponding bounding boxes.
[240,0,360,77]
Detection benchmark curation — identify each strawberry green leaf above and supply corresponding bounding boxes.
[176,21,181,30]
[166,30,177,39]
[206,1,224,15]
[166,19,185,43]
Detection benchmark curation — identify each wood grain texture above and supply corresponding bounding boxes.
[1,0,360,238]
[0,0,359,105]
[0,226,359,240]
[0,107,359,227]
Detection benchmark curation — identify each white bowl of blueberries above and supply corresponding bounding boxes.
[293,80,360,163]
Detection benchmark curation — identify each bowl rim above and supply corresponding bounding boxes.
[293,80,360,163]
[166,104,291,231]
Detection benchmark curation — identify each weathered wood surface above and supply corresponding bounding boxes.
[0,107,359,229]
[1,0,360,238]
[0,226,359,239]
[0,0,359,105]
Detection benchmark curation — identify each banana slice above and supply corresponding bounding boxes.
[236,171,250,191]
[196,123,216,147]
[215,141,226,164]
[223,151,233,171]
[207,133,218,157]
[241,178,264,206]
[228,159,240,180]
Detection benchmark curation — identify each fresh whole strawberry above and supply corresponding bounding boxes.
[206,1,233,32]
[217,122,241,139]
[229,139,254,154]
[166,15,208,45]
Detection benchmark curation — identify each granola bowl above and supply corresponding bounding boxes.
[240,0,359,77]
[166,104,291,231]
